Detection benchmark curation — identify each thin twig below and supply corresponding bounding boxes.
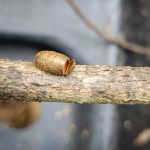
[67,0,150,56]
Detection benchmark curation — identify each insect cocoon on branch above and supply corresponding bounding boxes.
[34,51,76,75]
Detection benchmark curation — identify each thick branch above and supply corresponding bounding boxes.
[0,59,150,104]
[67,0,150,56]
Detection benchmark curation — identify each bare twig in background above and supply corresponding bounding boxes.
[0,59,150,104]
[67,0,150,56]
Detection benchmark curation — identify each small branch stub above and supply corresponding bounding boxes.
[34,51,76,75]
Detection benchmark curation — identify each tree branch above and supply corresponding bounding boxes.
[0,59,150,104]
[67,0,150,56]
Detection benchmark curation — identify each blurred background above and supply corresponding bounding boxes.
[0,0,150,150]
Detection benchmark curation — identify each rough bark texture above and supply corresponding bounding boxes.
[0,59,150,104]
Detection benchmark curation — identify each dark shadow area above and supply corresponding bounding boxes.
[116,0,150,150]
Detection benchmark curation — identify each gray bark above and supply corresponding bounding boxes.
[0,59,150,104]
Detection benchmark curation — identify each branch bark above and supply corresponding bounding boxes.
[0,59,150,104]
[67,0,150,56]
